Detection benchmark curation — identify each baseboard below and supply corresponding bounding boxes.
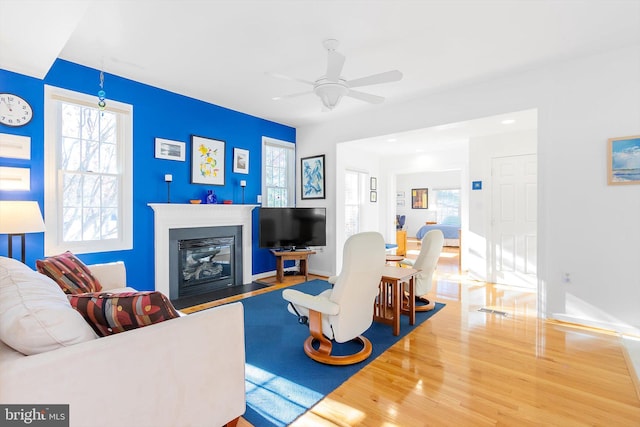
[550,314,640,336]
[621,335,640,401]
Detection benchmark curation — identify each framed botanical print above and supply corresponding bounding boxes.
[191,135,225,185]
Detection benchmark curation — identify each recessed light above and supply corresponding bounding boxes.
[501,119,515,125]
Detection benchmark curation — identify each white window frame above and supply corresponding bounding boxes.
[43,85,133,255]
[261,137,295,207]
[344,169,367,238]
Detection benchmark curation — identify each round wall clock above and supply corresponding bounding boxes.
[0,93,33,127]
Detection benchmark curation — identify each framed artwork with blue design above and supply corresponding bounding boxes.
[608,135,640,185]
[301,154,325,199]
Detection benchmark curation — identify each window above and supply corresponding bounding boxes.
[262,137,295,207]
[432,188,460,221]
[44,85,133,255]
[344,170,366,238]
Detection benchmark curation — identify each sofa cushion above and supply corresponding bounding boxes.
[68,291,181,337]
[0,256,98,355]
[36,251,103,294]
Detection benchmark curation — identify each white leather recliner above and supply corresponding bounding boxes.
[282,231,386,365]
[399,229,444,311]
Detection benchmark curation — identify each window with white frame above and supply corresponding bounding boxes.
[344,170,366,238]
[44,85,133,255]
[262,137,295,207]
[432,188,460,222]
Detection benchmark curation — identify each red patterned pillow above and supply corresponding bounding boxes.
[36,251,103,295]
[68,291,180,337]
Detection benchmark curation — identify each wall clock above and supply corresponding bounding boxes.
[0,93,33,127]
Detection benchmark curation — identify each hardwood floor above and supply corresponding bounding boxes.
[187,244,640,426]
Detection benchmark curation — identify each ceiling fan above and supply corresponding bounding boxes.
[270,39,403,111]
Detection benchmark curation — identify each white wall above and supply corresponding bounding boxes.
[297,44,640,335]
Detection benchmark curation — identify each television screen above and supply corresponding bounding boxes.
[259,207,327,249]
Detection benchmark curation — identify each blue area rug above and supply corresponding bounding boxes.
[242,279,445,426]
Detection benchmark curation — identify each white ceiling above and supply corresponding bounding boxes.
[1,0,639,129]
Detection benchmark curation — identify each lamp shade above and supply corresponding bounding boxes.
[0,201,45,234]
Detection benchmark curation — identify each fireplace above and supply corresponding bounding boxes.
[148,203,257,304]
[169,226,242,305]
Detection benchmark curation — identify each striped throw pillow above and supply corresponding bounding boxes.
[36,251,103,295]
[68,291,180,336]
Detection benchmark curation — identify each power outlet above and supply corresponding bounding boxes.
[257,195,262,203]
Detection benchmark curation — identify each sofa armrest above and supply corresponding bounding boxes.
[0,302,246,427]
[88,261,127,291]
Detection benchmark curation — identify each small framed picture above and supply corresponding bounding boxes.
[412,188,428,209]
[155,138,185,161]
[0,133,30,160]
[370,176,377,190]
[0,166,30,191]
[301,154,325,199]
[608,135,640,185]
[370,191,377,203]
[191,135,225,185]
[233,148,249,174]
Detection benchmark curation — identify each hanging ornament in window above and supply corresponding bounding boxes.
[98,70,106,112]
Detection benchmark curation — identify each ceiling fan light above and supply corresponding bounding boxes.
[315,82,348,110]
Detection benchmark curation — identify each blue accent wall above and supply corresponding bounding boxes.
[0,60,295,289]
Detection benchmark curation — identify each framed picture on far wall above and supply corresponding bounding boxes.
[608,135,640,185]
[191,135,225,185]
[301,154,325,199]
[155,138,185,161]
[233,147,249,174]
[412,188,428,209]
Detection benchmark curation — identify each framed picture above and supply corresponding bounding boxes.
[412,188,429,209]
[0,133,30,160]
[301,154,325,199]
[370,191,377,202]
[233,148,249,174]
[191,135,225,185]
[0,166,30,191]
[608,135,640,185]
[370,176,377,190]
[155,138,185,161]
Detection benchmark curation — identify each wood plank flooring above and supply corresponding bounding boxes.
[186,244,640,426]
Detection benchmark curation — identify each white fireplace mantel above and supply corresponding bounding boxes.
[148,203,258,296]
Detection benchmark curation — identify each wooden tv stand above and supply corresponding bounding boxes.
[270,249,317,283]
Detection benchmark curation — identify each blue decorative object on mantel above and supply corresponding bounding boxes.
[205,190,217,204]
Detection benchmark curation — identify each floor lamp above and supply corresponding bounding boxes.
[0,201,46,264]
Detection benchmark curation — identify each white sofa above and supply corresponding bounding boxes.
[0,256,246,427]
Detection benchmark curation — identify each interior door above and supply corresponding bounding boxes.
[491,154,537,288]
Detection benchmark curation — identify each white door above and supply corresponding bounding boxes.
[491,154,537,288]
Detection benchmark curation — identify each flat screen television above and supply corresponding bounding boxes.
[258,207,327,250]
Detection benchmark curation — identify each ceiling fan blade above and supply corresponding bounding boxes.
[326,50,345,82]
[346,90,385,104]
[347,70,403,88]
[265,72,314,86]
[272,90,314,101]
